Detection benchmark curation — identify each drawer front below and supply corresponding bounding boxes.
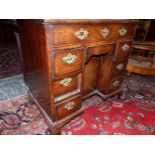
[108,78,123,93]
[56,95,81,120]
[111,60,127,77]
[53,75,79,97]
[50,24,135,46]
[52,48,84,78]
[87,43,116,59]
[115,41,132,60]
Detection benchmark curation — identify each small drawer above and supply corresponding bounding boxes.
[87,43,116,59]
[108,78,123,93]
[111,61,127,77]
[56,95,81,120]
[53,74,81,102]
[114,41,132,60]
[52,47,84,78]
[53,75,79,97]
[50,24,135,47]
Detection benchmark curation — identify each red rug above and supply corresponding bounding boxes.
[61,97,155,135]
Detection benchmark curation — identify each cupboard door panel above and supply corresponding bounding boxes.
[83,58,98,95]
[97,55,113,94]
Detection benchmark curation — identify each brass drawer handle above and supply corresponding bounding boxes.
[62,53,77,64]
[100,27,110,37]
[60,78,72,87]
[75,28,89,40]
[121,44,130,51]
[64,101,75,110]
[119,27,127,36]
[112,80,120,87]
[116,63,124,70]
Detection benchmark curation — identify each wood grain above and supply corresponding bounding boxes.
[51,24,135,47]
[18,19,136,134]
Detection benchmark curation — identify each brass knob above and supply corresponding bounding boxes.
[64,101,75,110]
[62,53,77,64]
[121,44,130,52]
[112,80,120,87]
[60,78,72,87]
[100,27,110,37]
[75,28,89,40]
[116,63,124,70]
[119,27,127,36]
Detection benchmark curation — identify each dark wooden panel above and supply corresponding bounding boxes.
[83,58,98,95]
[97,55,113,94]
[17,20,53,119]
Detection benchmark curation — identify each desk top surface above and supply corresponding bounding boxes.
[30,19,138,24]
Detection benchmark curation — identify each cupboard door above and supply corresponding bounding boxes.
[83,58,98,95]
[97,55,113,94]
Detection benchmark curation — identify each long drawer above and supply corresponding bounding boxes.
[50,24,135,47]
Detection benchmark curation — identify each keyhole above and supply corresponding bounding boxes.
[79,32,84,36]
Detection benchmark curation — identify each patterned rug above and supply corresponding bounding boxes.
[61,97,155,135]
[0,95,50,135]
[0,43,22,79]
[0,74,155,135]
